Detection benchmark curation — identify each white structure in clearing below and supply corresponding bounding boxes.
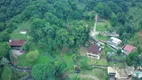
[107,37,122,49]
[20,30,27,34]
[108,67,132,80]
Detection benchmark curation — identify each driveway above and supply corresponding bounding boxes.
[12,50,24,56]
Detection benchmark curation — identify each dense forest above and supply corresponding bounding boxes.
[0,0,142,80]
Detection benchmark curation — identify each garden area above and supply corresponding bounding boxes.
[96,20,112,31]
[10,21,31,40]
[96,34,109,41]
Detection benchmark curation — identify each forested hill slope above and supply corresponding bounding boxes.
[1,0,142,80]
[0,0,142,52]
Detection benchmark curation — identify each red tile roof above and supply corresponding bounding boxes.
[123,44,136,53]
[88,44,101,54]
[8,40,26,46]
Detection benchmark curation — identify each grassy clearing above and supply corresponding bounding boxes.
[79,46,87,56]
[17,54,35,67]
[17,51,52,67]
[96,34,109,41]
[104,45,114,52]
[10,21,31,40]
[35,54,52,64]
[88,58,108,66]
[62,53,74,69]
[96,20,112,31]
[80,69,107,80]
[108,62,125,68]
[93,69,108,80]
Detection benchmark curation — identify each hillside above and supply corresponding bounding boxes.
[0,0,142,80]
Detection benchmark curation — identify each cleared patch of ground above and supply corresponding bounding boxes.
[96,20,112,31]
[10,21,31,40]
[79,46,87,56]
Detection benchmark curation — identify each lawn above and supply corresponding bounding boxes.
[104,45,114,52]
[108,62,125,68]
[93,69,108,80]
[68,68,108,80]
[62,53,74,69]
[96,34,109,41]
[88,58,108,66]
[80,69,108,80]
[17,54,35,67]
[17,52,52,67]
[10,21,31,40]
[96,20,112,31]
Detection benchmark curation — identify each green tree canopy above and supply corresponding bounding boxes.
[32,59,66,80]
[0,42,11,58]
[26,50,39,62]
[32,63,55,80]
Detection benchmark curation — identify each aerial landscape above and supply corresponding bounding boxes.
[0,0,142,80]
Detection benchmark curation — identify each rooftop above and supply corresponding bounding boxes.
[123,44,136,53]
[110,37,122,45]
[88,44,101,54]
[108,67,128,79]
[8,40,26,46]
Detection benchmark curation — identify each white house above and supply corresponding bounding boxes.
[107,37,122,49]
[108,67,129,80]
[86,44,102,59]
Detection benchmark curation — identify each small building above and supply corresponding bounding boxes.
[8,40,26,49]
[74,65,80,73]
[108,73,116,80]
[107,37,122,49]
[20,30,27,34]
[86,44,102,59]
[108,67,130,80]
[122,44,136,55]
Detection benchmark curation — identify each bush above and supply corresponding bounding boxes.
[117,49,122,55]
[69,74,80,80]
[26,50,39,62]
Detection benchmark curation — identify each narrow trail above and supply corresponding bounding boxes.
[9,63,32,80]
[90,14,100,39]
[80,74,100,80]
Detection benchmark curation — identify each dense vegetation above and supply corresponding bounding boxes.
[0,0,142,80]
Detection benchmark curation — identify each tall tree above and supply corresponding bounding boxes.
[0,42,11,58]
[32,63,56,80]
[32,59,66,80]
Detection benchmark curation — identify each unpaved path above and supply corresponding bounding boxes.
[80,74,99,80]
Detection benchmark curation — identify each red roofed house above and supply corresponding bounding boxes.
[123,44,136,55]
[87,44,102,59]
[8,40,26,49]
